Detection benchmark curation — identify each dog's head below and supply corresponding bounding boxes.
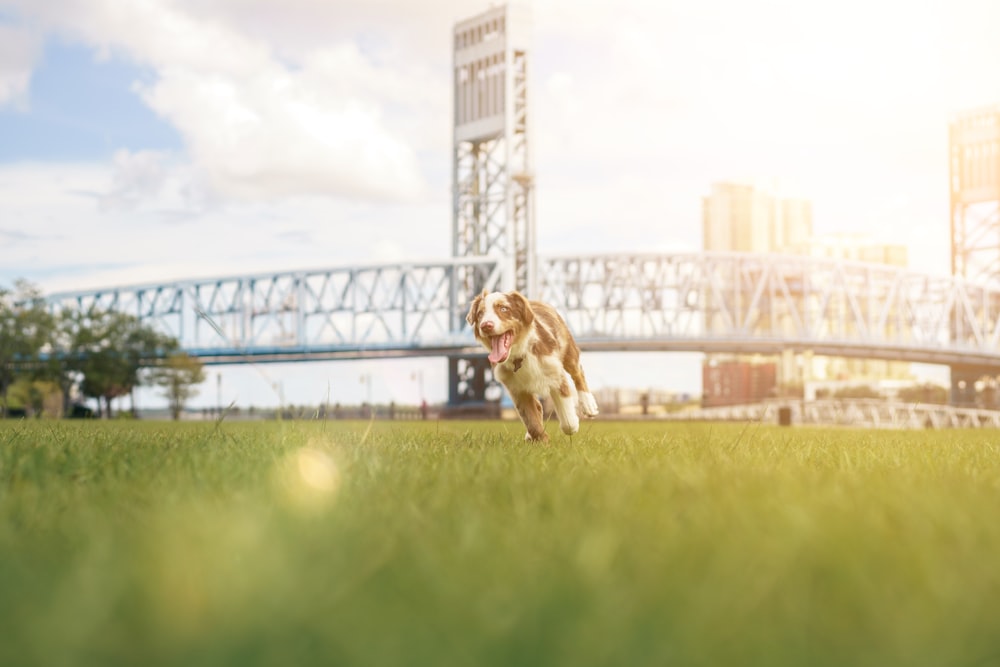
[466,289,534,364]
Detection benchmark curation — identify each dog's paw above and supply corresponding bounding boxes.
[578,392,599,418]
[525,431,550,444]
[560,416,580,436]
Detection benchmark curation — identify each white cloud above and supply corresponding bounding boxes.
[0,22,40,110]
[136,65,427,202]
[5,0,436,203]
[3,0,1000,285]
[170,0,474,64]
[99,149,170,212]
[0,161,450,293]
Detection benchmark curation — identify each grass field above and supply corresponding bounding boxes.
[2,417,1000,667]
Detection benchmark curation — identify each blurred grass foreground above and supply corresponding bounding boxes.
[2,419,1000,666]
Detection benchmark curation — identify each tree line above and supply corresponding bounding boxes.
[1,280,205,419]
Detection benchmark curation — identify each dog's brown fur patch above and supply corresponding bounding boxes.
[530,308,559,357]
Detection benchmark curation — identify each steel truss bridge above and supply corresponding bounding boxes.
[46,251,1000,378]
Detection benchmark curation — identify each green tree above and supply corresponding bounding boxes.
[0,281,54,417]
[7,377,60,418]
[148,352,206,420]
[42,309,88,417]
[76,309,176,418]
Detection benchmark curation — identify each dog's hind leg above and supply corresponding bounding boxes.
[563,346,599,418]
[577,390,599,418]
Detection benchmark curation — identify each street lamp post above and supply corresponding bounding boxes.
[360,373,373,417]
[411,370,424,403]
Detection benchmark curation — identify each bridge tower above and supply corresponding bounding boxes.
[950,107,1000,283]
[448,3,536,407]
[949,107,1000,404]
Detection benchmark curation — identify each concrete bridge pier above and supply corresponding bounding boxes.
[446,356,500,416]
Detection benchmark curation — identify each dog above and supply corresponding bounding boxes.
[466,289,599,442]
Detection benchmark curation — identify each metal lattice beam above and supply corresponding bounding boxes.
[43,251,1000,370]
[47,258,505,364]
[452,4,534,294]
[537,252,1000,369]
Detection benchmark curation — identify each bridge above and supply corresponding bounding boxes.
[45,250,1000,371]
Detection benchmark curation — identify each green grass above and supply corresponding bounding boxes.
[2,418,1000,667]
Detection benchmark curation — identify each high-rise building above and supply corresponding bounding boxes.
[702,181,812,254]
[791,232,908,267]
[701,181,812,406]
[950,106,1000,283]
[700,181,909,405]
[779,197,814,252]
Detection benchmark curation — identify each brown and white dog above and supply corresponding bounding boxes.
[466,289,599,442]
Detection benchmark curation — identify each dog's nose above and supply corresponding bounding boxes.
[480,320,494,333]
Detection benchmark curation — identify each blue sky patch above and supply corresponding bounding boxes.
[0,38,182,162]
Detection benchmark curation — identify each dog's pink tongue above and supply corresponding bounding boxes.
[488,331,512,364]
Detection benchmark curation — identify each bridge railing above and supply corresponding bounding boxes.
[670,398,1000,430]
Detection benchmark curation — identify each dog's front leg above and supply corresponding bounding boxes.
[513,391,548,443]
[550,372,580,436]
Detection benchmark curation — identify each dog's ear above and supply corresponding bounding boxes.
[506,290,534,327]
[466,289,487,326]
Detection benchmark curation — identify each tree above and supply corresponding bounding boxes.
[42,309,88,418]
[7,377,60,418]
[0,281,54,417]
[147,352,206,420]
[0,288,17,417]
[75,309,176,418]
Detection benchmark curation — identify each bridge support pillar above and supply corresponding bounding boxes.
[950,365,982,407]
[445,356,500,417]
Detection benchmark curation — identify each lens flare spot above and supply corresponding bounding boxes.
[297,447,339,492]
[274,446,342,512]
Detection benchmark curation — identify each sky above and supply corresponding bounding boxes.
[3,0,1000,410]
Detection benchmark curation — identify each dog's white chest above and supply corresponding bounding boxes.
[496,352,558,395]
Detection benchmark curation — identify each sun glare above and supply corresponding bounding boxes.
[274,445,342,512]
[296,447,340,493]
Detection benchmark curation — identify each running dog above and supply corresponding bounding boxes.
[466,290,599,442]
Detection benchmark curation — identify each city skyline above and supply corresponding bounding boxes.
[3,0,1000,408]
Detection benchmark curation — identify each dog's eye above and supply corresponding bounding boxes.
[499,305,509,313]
